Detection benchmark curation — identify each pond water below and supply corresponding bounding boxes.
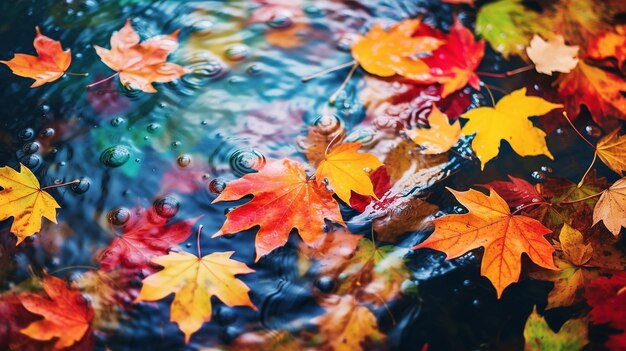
[0,0,623,350]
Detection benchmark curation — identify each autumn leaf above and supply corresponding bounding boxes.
[229,329,304,351]
[526,35,579,75]
[588,25,626,70]
[461,88,562,169]
[300,226,362,275]
[593,177,626,237]
[0,164,60,245]
[314,295,386,351]
[0,27,71,87]
[596,128,626,175]
[136,250,255,343]
[298,113,346,167]
[316,142,383,204]
[556,61,626,124]
[94,20,186,93]
[475,0,552,59]
[478,175,544,209]
[349,167,392,213]
[584,272,626,349]
[351,19,442,80]
[405,106,461,154]
[213,158,345,261]
[76,270,131,330]
[97,206,198,271]
[413,188,557,298]
[19,275,93,350]
[523,307,588,351]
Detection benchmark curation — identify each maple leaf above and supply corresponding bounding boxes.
[136,250,255,343]
[523,307,588,351]
[0,27,71,87]
[19,275,93,350]
[97,206,198,271]
[351,19,442,80]
[349,166,392,213]
[413,188,557,298]
[526,35,579,75]
[298,113,346,167]
[596,128,626,175]
[584,272,626,349]
[76,270,130,330]
[313,295,386,351]
[461,88,562,170]
[94,20,186,93]
[0,292,40,351]
[316,142,383,204]
[588,25,626,70]
[0,163,60,244]
[300,226,362,275]
[405,106,461,154]
[420,19,485,97]
[212,158,345,261]
[478,175,544,209]
[556,61,626,124]
[475,0,552,59]
[593,177,626,237]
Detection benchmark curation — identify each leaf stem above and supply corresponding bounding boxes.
[301,60,357,82]
[561,112,596,149]
[65,72,89,77]
[476,65,534,78]
[86,72,120,89]
[559,192,602,205]
[577,151,597,188]
[197,225,203,258]
[41,179,80,190]
[510,201,551,216]
[324,132,344,156]
[49,265,98,275]
[329,63,359,105]
[482,83,496,106]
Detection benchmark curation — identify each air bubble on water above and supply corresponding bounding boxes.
[22,142,40,154]
[153,196,180,218]
[531,170,547,182]
[192,20,214,34]
[267,10,294,28]
[171,141,182,149]
[246,64,262,76]
[540,166,553,174]
[147,123,161,133]
[108,207,131,226]
[39,128,55,138]
[20,154,41,169]
[100,145,130,168]
[304,5,324,16]
[110,117,125,127]
[209,179,226,194]
[177,154,192,168]
[225,44,249,61]
[18,128,35,141]
[315,276,335,293]
[201,120,209,126]
[71,177,90,194]
[58,161,66,167]
[585,125,602,138]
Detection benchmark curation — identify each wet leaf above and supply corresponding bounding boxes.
[478,175,544,209]
[405,106,461,154]
[94,20,186,93]
[596,128,626,175]
[299,113,346,167]
[349,167,392,213]
[213,158,345,261]
[593,177,626,236]
[351,19,442,80]
[0,27,71,87]
[414,188,557,298]
[18,275,93,350]
[523,307,588,351]
[316,142,383,204]
[584,272,626,349]
[526,35,579,75]
[136,250,255,343]
[229,329,304,351]
[461,88,562,170]
[588,25,626,70]
[0,163,60,245]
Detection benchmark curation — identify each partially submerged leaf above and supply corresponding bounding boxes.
[405,106,461,155]
[0,164,60,244]
[588,25,626,70]
[593,177,626,236]
[136,251,255,343]
[596,128,626,175]
[523,307,588,351]
[526,35,579,75]
[478,175,544,209]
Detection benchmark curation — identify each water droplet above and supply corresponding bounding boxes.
[100,145,130,168]
[224,207,236,215]
[58,161,66,167]
[246,63,262,76]
[224,44,249,61]
[229,149,266,177]
[171,141,182,149]
[20,154,41,169]
[201,120,209,126]
[146,123,161,133]
[153,196,180,218]
[40,104,51,114]
[315,276,335,293]
[208,179,226,194]
[110,117,125,127]
[185,242,192,248]
[108,207,131,226]
[267,10,294,29]
[540,166,553,174]
[304,5,324,16]
[39,128,55,138]
[177,154,192,168]
[336,32,359,51]
[462,279,472,287]
[531,170,547,182]
[453,206,465,214]
[472,299,481,307]
[71,177,90,194]
[18,128,35,141]
[585,125,602,138]
[555,128,565,135]
[192,20,214,34]
[22,142,40,154]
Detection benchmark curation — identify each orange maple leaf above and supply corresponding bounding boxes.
[18,275,93,350]
[0,27,71,87]
[94,20,186,93]
[212,158,345,261]
[588,25,626,69]
[413,188,557,298]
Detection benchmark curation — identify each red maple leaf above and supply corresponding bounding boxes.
[477,175,544,209]
[585,272,626,349]
[350,166,392,212]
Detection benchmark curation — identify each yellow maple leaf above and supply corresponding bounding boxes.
[0,163,60,244]
[593,177,626,237]
[135,250,255,343]
[526,35,579,75]
[461,88,562,170]
[316,142,383,204]
[596,128,626,175]
[405,106,461,154]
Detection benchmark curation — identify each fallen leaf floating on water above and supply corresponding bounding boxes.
[526,35,579,75]
[413,188,557,298]
[94,20,186,93]
[478,175,544,209]
[213,158,345,261]
[97,206,198,271]
[136,250,255,343]
[0,164,60,245]
[523,307,588,351]
[593,177,626,237]
[461,88,562,170]
[18,275,94,350]
[405,106,461,154]
[588,25,626,70]
[596,128,626,175]
[316,142,383,204]
[349,166,392,212]
[0,27,71,87]
[351,19,442,80]
[584,272,626,349]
